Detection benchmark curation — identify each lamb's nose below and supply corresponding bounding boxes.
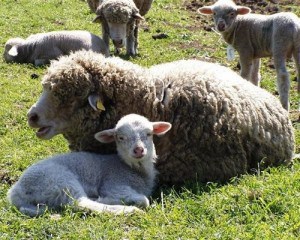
[217,22,226,31]
[28,112,39,124]
[133,147,144,158]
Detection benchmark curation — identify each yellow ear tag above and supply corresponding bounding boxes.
[96,100,105,111]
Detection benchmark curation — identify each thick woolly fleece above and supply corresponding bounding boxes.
[87,0,153,16]
[33,50,295,184]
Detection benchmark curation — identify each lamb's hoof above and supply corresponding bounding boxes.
[110,205,143,215]
[134,196,150,209]
[122,206,143,214]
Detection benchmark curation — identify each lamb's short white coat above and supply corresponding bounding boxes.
[7,114,171,216]
[4,30,109,66]
[198,0,300,110]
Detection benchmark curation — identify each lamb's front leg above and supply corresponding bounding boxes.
[250,58,261,86]
[239,55,253,82]
[292,49,300,111]
[273,55,290,110]
[98,186,149,208]
[77,197,141,214]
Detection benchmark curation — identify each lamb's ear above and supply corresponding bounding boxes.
[88,94,105,111]
[152,122,172,136]
[197,6,213,15]
[95,129,115,143]
[8,46,18,57]
[237,6,251,15]
[133,13,144,21]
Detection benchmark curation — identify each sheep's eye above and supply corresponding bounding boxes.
[229,12,235,17]
[118,135,125,141]
[147,133,152,137]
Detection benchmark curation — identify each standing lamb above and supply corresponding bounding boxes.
[27,50,295,185]
[198,0,300,110]
[92,0,153,55]
[8,114,171,217]
[3,30,109,66]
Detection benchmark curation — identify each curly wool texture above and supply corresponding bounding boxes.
[100,0,138,23]
[87,0,153,16]
[39,50,295,184]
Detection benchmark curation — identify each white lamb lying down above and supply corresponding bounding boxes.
[4,30,109,66]
[7,114,171,217]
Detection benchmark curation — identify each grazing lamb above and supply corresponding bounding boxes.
[198,0,300,110]
[8,114,171,217]
[3,30,109,66]
[27,50,295,184]
[92,0,153,55]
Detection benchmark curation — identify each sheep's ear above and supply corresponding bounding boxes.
[152,122,172,136]
[197,6,213,15]
[237,6,251,15]
[93,6,104,23]
[93,15,102,23]
[95,129,115,143]
[133,13,144,21]
[88,94,105,111]
[8,46,18,56]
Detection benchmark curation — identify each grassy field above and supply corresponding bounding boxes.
[0,0,299,239]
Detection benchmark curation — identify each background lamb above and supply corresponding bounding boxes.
[3,30,109,66]
[27,50,295,185]
[8,114,171,217]
[92,0,153,55]
[198,0,300,110]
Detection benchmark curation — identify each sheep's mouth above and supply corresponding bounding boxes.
[36,126,52,138]
[132,154,146,159]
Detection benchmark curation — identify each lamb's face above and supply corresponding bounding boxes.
[95,114,172,167]
[115,119,154,163]
[3,38,25,63]
[198,0,251,33]
[212,5,239,32]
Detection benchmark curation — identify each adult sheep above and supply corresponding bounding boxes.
[27,50,295,185]
[87,0,152,15]
[92,0,153,55]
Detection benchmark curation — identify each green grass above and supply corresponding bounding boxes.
[0,0,299,239]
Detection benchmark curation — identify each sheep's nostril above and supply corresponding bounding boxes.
[28,113,39,123]
[218,22,226,31]
[113,39,123,45]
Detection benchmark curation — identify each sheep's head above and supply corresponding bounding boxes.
[93,0,143,49]
[27,51,106,140]
[198,0,251,32]
[95,114,172,168]
[3,38,26,63]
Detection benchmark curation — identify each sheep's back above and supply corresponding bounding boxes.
[150,60,294,184]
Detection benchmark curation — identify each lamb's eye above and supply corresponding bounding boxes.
[118,135,125,141]
[229,12,235,17]
[147,133,152,137]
